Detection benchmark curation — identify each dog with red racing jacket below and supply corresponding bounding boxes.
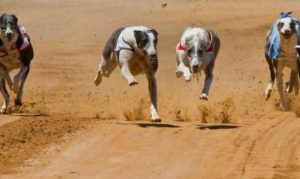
[176,27,220,100]
[0,14,34,113]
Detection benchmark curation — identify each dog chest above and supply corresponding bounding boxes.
[279,33,297,56]
[0,50,21,71]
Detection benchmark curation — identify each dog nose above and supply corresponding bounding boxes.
[284,30,291,36]
[149,54,157,59]
[6,32,13,40]
[192,65,199,72]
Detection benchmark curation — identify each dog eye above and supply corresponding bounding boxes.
[197,49,203,57]
[142,39,148,45]
[187,48,194,55]
[0,24,6,30]
[290,22,295,28]
[278,22,284,28]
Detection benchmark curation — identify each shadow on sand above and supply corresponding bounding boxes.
[197,124,242,130]
[116,121,181,128]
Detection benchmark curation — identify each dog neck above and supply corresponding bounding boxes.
[280,33,298,56]
[0,34,19,51]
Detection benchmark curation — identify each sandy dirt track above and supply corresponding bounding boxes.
[1,0,300,178]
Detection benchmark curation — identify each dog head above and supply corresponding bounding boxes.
[0,14,18,42]
[134,29,158,71]
[277,17,296,39]
[184,32,211,74]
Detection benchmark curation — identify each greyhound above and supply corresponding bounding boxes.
[94,26,160,122]
[265,12,300,110]
[0,14,34,113]
[175,27,220,100]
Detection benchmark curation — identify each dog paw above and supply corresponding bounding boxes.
[285,82,293,93]
[151,118,162,123]
[295,88,299,95]
[14,99,22,106]
[265,90,272,100]
[200,94,208,100]
[175,71,182,78]
[280,105,288,111]
[128,80,138,86]
[94,75,102,86]
[184,75,191,81]
[1,108,7,114]
[94,79,102,86]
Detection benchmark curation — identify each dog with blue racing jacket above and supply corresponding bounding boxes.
[265,12,300,110]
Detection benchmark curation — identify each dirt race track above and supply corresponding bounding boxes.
[1,0,300,178]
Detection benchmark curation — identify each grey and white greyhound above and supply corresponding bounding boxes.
[176,27,220,100]
[265,16,300,110]
[94,26,160,122]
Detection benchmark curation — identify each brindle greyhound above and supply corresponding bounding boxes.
[0,14,34,113]
[265,15,300,110]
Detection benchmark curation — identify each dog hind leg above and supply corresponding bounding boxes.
[94,56,117,86]
[292,70,299,95]
[265,57,276,100]
[286,70,298,94]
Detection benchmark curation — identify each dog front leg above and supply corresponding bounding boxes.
[200,63,214,100]
[0,64,13,91]
[147,73,160,122]
[14,65,29,106]
[0,78,9,114]
[292,70,299,95]
[119,50,137,86]
[176,53,191,81]
[12,64,27,94]
[286,70,299,94]
[276,70,288,110]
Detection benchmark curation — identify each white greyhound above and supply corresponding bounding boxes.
[94,26,160,122]
[176,27,220,100]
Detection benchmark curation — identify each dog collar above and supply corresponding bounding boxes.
[178,42,185,51]
[121,37,135,52]
[206,32,213,53]
[0,50,8,57]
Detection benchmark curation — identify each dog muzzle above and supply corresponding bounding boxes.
[146,54,158,71]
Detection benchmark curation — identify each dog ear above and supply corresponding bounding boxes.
[11,14,18,24]
[150,29,158,36]
[184,35,193,47]
[0,14,4,23]
[291,20,296,31]
[134,30,148,48]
